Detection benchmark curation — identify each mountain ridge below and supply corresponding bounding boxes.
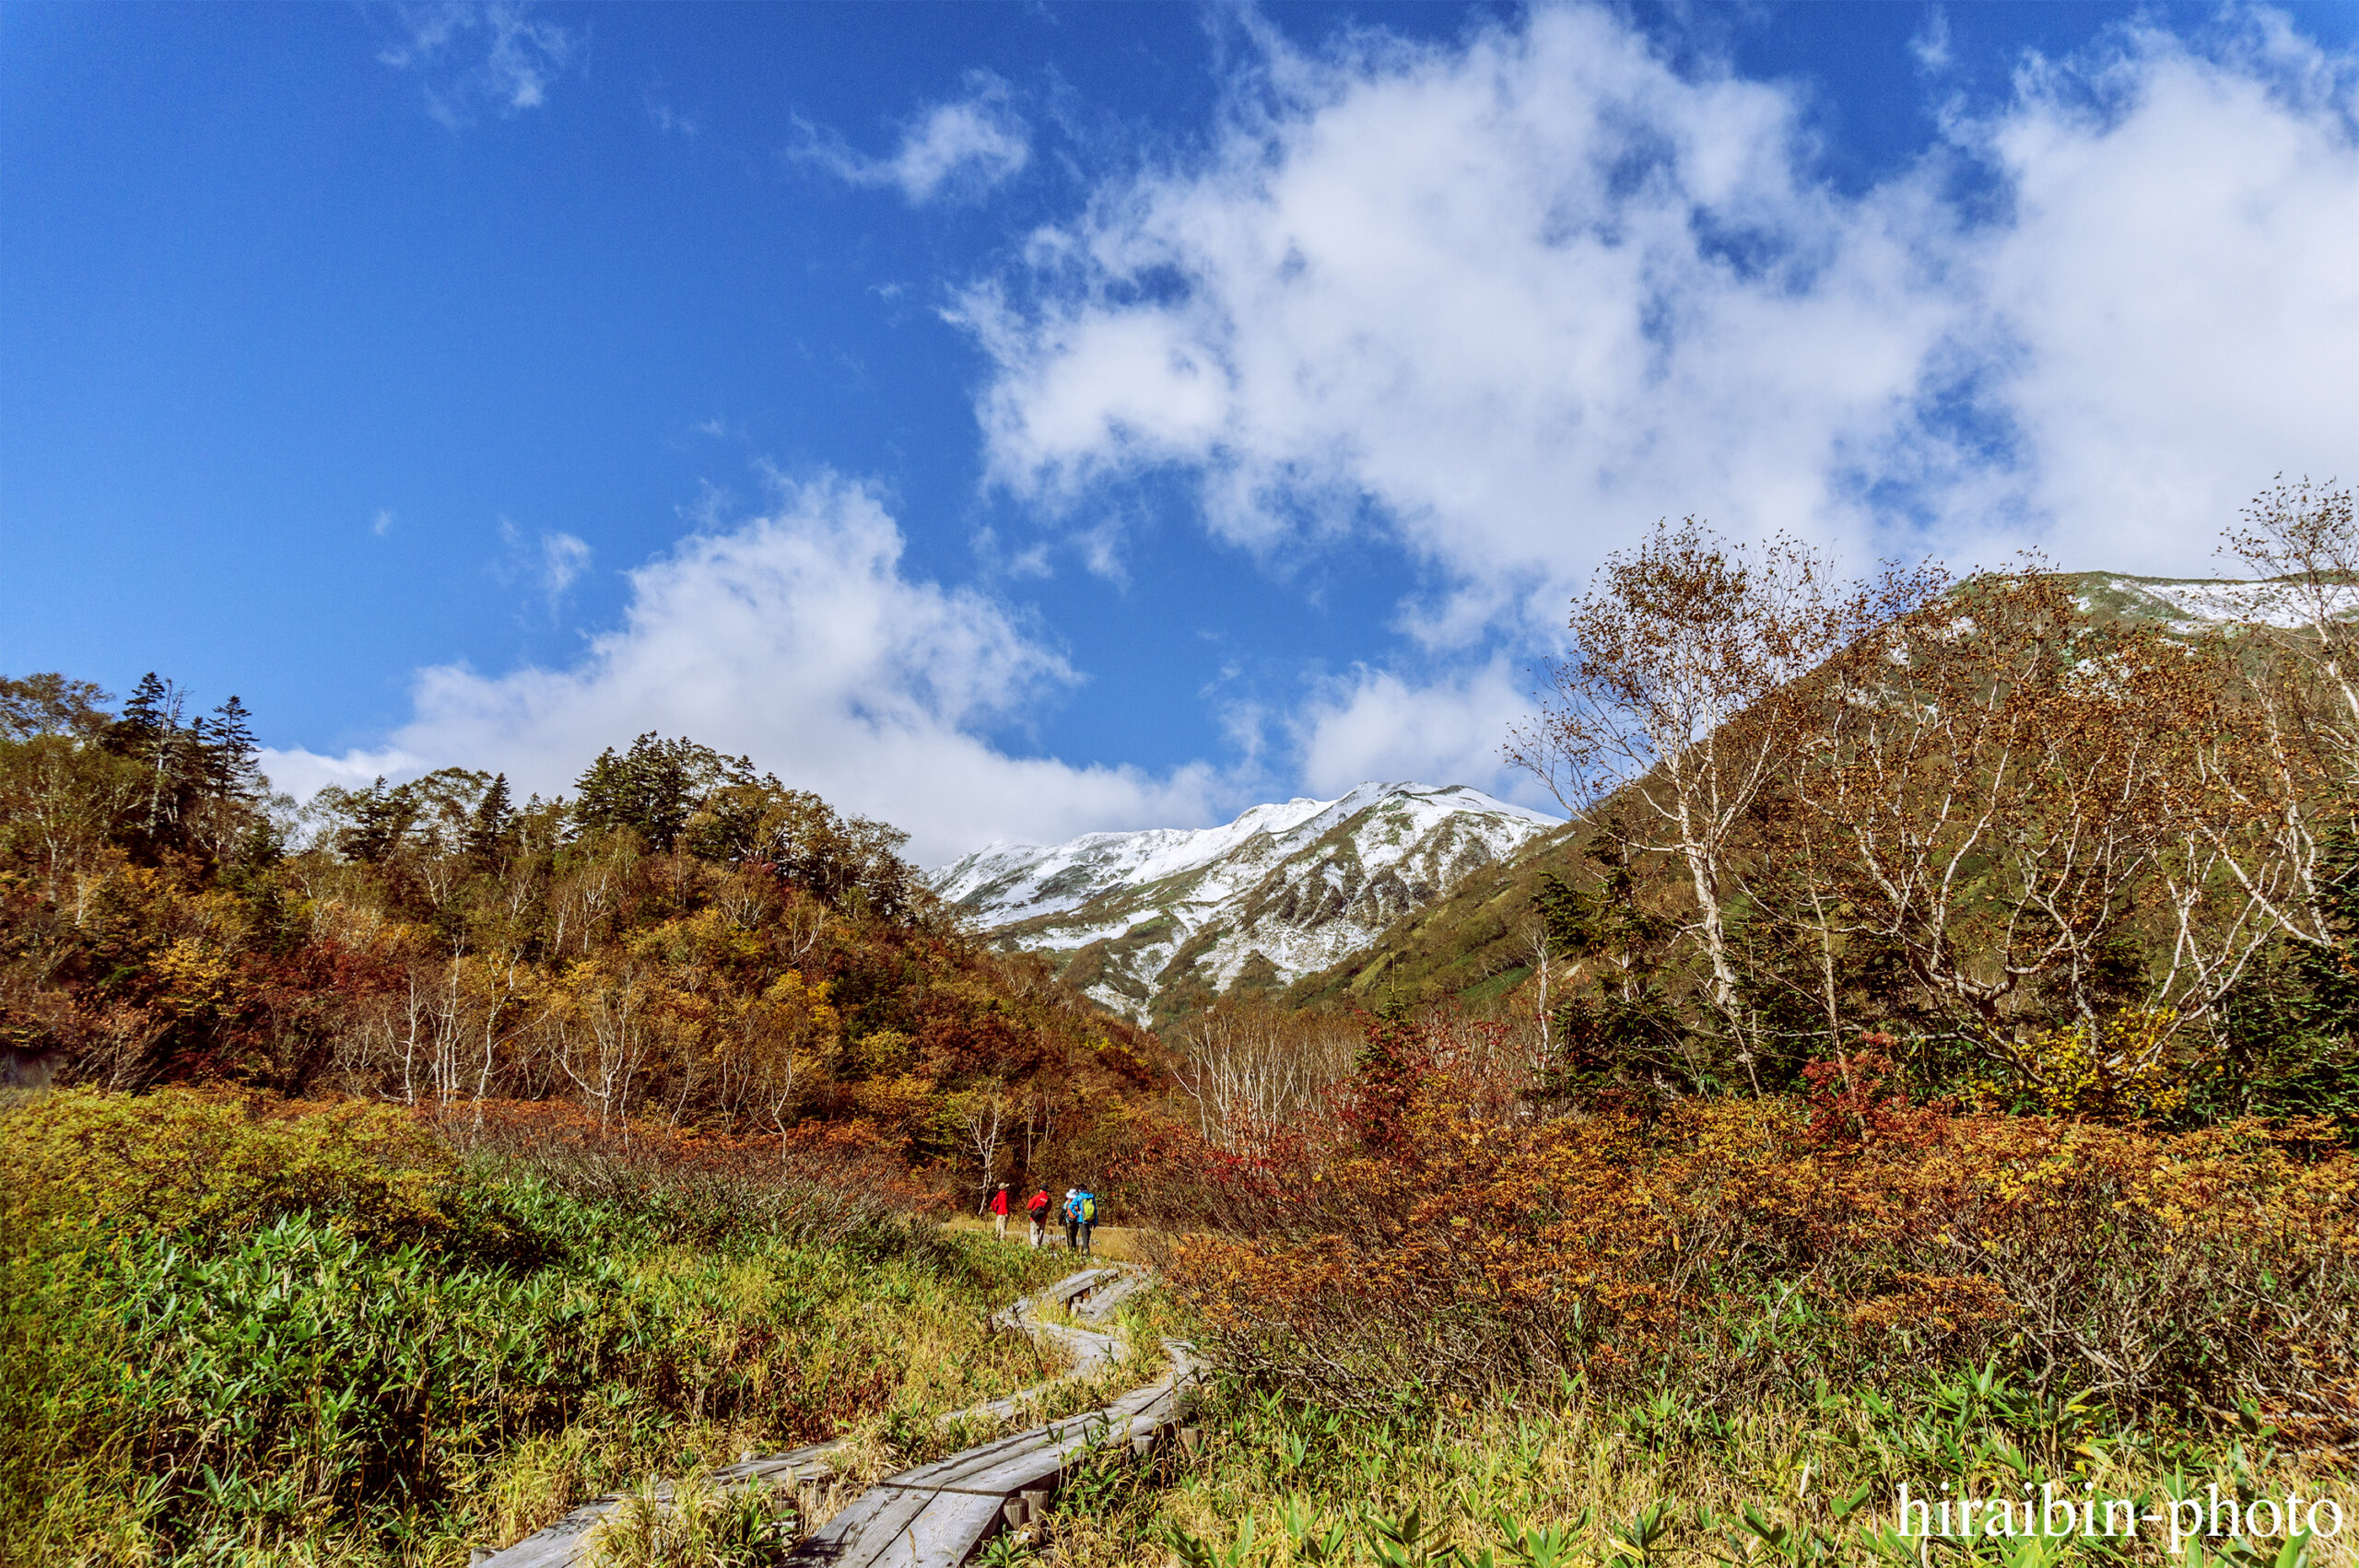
[931,782,1557,1024]
[935,570,2352,1028]
[1283,568,2359,1018]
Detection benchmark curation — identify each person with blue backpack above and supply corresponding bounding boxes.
[1075,1188,1097,1255]
[1061,1188,1081,1251]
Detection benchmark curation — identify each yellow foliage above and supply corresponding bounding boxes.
[1,1087,457,1245]
[1978,1006,2215,1121]
[148,937,238,1023]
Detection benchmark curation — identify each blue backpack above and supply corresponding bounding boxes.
[1079,1192,1097,1223]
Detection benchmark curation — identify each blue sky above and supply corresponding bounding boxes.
[5,2,2355,862]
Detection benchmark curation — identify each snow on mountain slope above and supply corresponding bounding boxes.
[930,783,1559,1024]
[2071,571,2359,631]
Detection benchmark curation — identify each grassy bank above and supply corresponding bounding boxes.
[0,1088,1077,1567]
[1038,1365,2359,1568]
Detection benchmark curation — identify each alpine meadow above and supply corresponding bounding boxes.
[6,6,2358,1568]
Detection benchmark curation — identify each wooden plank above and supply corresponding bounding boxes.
[902,1489,1011,1565]
[1072,1271,1153,1322]
[995,1269,1108,1320]
[897,1425,1098,1491]
[954,1386,1048,1426]
[1042,1268,1119,1305]
[478,1269,1200,1568]
[922,1444,1076,1499]
[473,1504,616,1568]
[788,1485,936,1568]
[1123,1390,1180,1435]
[1024,1321,1122,1370]
[895,1423,1066,1487]
[711,1442,841,1484]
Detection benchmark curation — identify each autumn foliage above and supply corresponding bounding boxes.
[0,703,1170,1204]
[1158,1015,2359,1457]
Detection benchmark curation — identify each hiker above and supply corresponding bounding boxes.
[1076,1188,1097,1256]
[989,1181,1010,1240]
[1062,1188,1081,1251]
[1027,1186,1050,1248]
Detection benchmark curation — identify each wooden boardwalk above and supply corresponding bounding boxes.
[784,1347,1200,1568]
[473,1444,844,1568]
[475,1265,1197,1568]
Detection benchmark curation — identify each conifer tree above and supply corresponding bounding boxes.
[205,696,262,800]
[572,732,757,852]
[465,772,516,869]
[332,777,419,864]
[108,672,193,838]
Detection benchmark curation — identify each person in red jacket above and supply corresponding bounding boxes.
[1026,1186,1051,1248]
[988,1181,1011,1239]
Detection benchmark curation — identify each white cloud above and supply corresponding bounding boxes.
[537,530,591,600]
[258,744,428,803]
[1911,7,1954,75]
[498,520,592,613]
[278,477,1217,865]
[377,1,576,127]
[1290,660,1546,803]
[372,509,395,537]
[645,93,698,138]
[1965,18,2359,572]
[952,4,2357,805]
[961,6,1972,650]
[795,72,1030,205]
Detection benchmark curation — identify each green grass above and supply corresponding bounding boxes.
[0,1091,1078,1568]
[1029,1365,2359,1568]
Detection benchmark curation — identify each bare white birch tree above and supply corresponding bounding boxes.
[1508,518,1940,1081]
[1171,1005,1356,1155]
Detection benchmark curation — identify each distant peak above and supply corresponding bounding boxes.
[924,780,1561,1022]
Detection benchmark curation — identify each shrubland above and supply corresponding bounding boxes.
[1055,1011,2359,1568]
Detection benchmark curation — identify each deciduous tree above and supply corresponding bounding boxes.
[1508,519,1939,1079]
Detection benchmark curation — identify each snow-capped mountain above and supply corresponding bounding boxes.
[930,783,1560,1024]
[2070,571,2359,632]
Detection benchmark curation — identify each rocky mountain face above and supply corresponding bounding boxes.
[930,783,1558,1024]
[929,573,2333,1029]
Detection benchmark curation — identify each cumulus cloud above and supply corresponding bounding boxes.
[954,4,2356,781]
[1291,659,1545,803]
[257,743,428,805]
[795,72,1030,205]
[377,0,576,128]
[1967,18,2359,571]
[269,478,1216,864]
[961,5,1978,650]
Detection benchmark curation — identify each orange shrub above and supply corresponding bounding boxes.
[1159,1024,2359,1455]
